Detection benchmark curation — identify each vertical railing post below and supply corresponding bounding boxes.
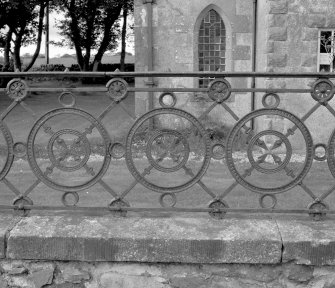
[143,0,155,129]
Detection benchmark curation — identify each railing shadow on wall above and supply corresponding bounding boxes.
[0,71,335,220]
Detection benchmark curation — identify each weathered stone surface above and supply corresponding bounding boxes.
[268,14,287,27]
[302,28,319,41]
[267,41,275,53]
[278,220,335,265]
[301,54,317,67]
[269,0,288,14]
[305,14,326,28]
[60,266,90,283]
[268,27,287,41]
[99,273,168,288]
[267,54,287,67]
[2,262,27,275]
[0,276,7,288]
[7,216,282,264]
[0,215,20,259]
[236,0,253,16]
[233,46,251,60]
[284,263,313,282]
[28,268,54,288]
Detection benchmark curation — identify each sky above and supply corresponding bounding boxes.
[20,11,134,58]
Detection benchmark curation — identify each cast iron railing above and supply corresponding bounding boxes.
[1,71,335,220]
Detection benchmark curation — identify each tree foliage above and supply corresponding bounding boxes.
[0,0,47,71]
[55,0,131,71]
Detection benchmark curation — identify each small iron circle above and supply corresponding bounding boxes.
[109,142,126,159]
[259,194,277,209]
[61,192,80,207]
[308,201,328,221]
[109,198,130,217]
[262,93,280,108]
[106,78,128,102]
[247,130,292,174]
[159,193,177,208]
[6,79,29,101]
[13,142,27,158]
[313,143,327,162]
[13,196,33,217]
[208,79,231,103]
[59,92,76,108]
[211,143,225,160]
[208,200,228,220]
[159,92,177,108]
[311,79,334,104]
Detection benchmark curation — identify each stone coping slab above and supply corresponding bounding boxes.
[277,219,335,265]
[4,215,335,265]
[6,216,282,264]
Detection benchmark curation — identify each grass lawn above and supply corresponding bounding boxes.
[1,81,335,218]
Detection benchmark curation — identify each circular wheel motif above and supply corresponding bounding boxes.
[262,93,280,108]
[27,108,111,192]
[0,121,14,180]
[13,196,33,217]
[327,129,335,178]
[106,78,128,102]
[6,79,28,101]
[146,129,190,173]
[226,109,313,194]
[208,79,231,103]
[159,92,177,108]
[109,198,130,217]
[247,130,292,174]
[311,79,334,104]
[126,108,211,193]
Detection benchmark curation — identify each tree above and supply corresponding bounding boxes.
[0,0,47,72]
[55,0,130,71]
[120,2,133,71]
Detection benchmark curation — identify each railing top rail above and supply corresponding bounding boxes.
[0,71,335,78]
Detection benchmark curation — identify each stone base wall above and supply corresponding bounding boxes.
[1,260,335,288]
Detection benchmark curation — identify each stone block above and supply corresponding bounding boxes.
[233,46,251,60]
[235,33,252,46]
[269,1,288,14]
[267,54,287,67]
[7,216,282,264]
[268,27,287,41]
[236,0,253,15]
[301,54,317,67]
[306,14,326,28]
[327,14,335,27]
[0,215,20,259]
[233,15,252,33]
[277,220,335,265]
[267,41,275,53]
[302,28,319,41]
[268,14,287,27]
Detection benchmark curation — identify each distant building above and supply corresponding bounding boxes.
[134,0,335,147]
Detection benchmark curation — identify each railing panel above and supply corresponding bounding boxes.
[0,72,335,220]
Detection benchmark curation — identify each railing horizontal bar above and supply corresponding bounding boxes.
[2,205,333,215]
[1,71,335,78]
[0,88,312,94]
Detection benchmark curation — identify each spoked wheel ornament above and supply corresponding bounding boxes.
[27,108,111,192]
[226,109,313,195]
[126,108,211,194]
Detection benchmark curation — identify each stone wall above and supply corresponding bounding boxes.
[134,0,253,124]
[134,0,335,148]
[1,261,335,288]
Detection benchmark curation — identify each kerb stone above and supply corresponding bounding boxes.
[278,220,335,265]
[7,216,282,264]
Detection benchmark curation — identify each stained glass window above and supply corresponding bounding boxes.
[198,9,226,88]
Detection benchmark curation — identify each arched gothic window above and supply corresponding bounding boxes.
[198,9,226,88]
